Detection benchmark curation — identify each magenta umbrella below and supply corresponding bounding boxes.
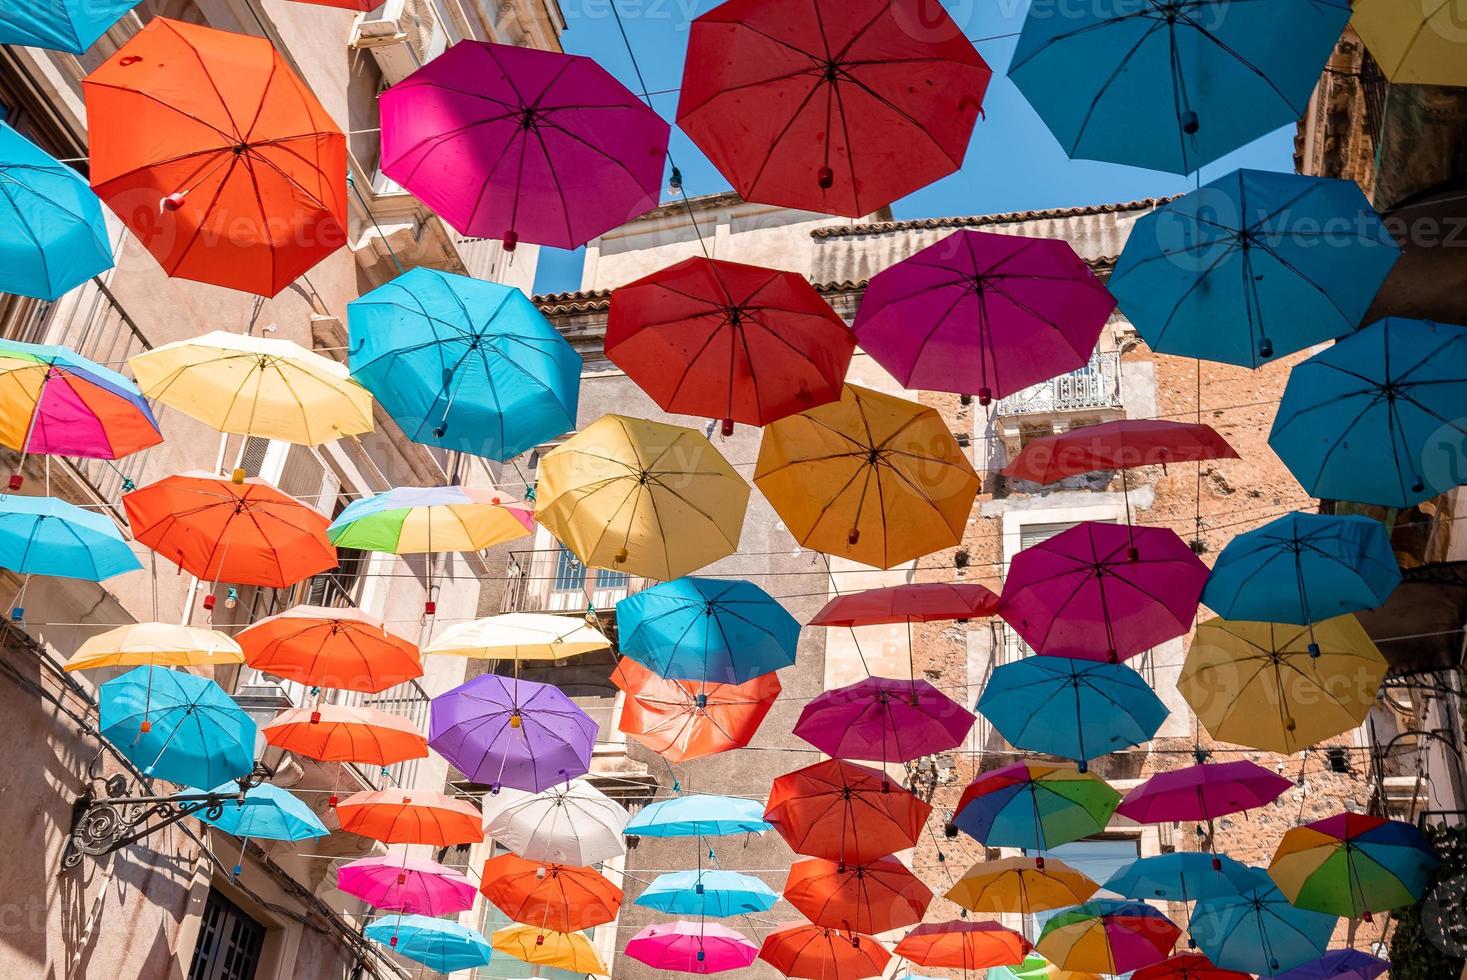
[337,854,477,916]
[999,522,1209,663]
[852,229,1115,405]
[626,921,759,975]
[380,41,670,251]
[793,677,975,763]
[1118,761,1294,823]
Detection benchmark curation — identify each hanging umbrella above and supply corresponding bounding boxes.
[129,332,373,446]
[1190,883,1337,975]
[611,659,779,763]
[238,605,422,694]
[0,493,139,580]
[677,0,990,217]
[426,613,609,662]
[978,656,1168,766]
[758,925,890,980]
[1180,616,1388,754]
[365,915,492,973]
[0,125,113,300]
[989,955,1103,980]
[480,853,622,932]
[191,782,327,841]
[492,925,608,975]
[1117,761,1294,824]
[327,486,533,554]
[1267,950,1391,980]
[628,921,759,975]
[349,268,580,461]
[1105,854,1267,903]
[1270,318,1467,508]
[953,761,1120,850]
[1037,900,1181,975]
[634,870,779,918]
[336,854,477,916]
[334,790,483,846]
[63,622,242,672]
[1110,171,1399,367]
[810,583,999,626]
[998,521,1209,663]
[84,18,346,297]
[945,856,1099,915]
[1009,1,1350,174]
[261,704,427,767]
[754,384,981,569]
[607,257,853,432]
[0,1,139,52]
[764,759,931,864]
[481,780,629,866]
[428,673,598,792]
[1006,420,1239,485]
[1134,953,1254,980]
[123,472,336,589]
[625,794,771,837]
[616,577,800,684]
[1268,813,1440,919]
[98,666,256,788]
[536,414,749,581]
[1352,0,1467,87]
[896,922,1031,970]
[785,856,932,934]
[381,41,667,251]
[854,230,1115,403]
[793,676,974,763]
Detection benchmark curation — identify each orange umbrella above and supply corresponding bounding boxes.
[335,790,482,846]
[480,853,623,933]
[83,19,347,297]
[611,659,779,763]
[759,926,889,980]
[765,759,932,864]
[239,605,423,694]
[123,472,336,589]
[262,704,428,766]
[895,921,1032,970]
[784,856,932,934]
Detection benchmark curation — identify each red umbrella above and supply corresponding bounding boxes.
[1006,420,1239,484]
[784,856,932,934]
[765,759,931,864]
[606,257,854,433]
[677,0,991,218]
[1133,954,1252,980]
[611,659,779,763]
[810,583,999,627]
[895,921,1031,970]
[759,925,890,980]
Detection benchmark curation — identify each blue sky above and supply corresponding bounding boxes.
[531,0,1299,294]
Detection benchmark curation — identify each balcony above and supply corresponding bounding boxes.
[995,350,1123,418]
[501,548,652,615]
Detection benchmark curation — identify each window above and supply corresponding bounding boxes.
[553,545,586,593]
[188,888,265,980]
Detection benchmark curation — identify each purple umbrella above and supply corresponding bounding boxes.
[380,42,670,251]
[429,674,598,792]
[1267,950,1390,980]
[1118,761,1294,824]
[793,677,975,763]
[852,229,1115,404]
[999,522,1208,663]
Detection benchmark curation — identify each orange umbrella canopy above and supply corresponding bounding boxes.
[895,921,1032,970]
[765,759,932,864]
[611,659,779,763]
[124,472,336,589]
[759,925,890,980]
[480,853,623,933]
[335,790,482,846]
[784,856,932,934]
[262,704,428,766]
[239,605,423,694]
[83,19,347,297]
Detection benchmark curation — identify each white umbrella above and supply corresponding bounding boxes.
[424,613,610,661]
[481,780,629,866]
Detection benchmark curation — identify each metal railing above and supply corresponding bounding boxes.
[501,549,652,614]
[995,350,1123,417]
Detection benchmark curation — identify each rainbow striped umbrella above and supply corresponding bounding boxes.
[0,339,159,462]
[953,761,1120,850]
[328,486,533,554]
[1268,813,1439,919]
[1036,900,1180,975]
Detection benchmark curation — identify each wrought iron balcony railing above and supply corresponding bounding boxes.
[501,549,652,614]
[995,350,1123,417]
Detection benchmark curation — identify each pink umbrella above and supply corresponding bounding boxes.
[999,522,1208,663]
[626,921,759,975]
[793,676,975,763]
[380,42,669,251]
[852,230,1115,405]
[336,854,477,916]
[1117,761,1294,823]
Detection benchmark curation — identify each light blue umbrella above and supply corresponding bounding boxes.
[348,268,580,462]
[364,914,492,973]
[634,870,779,918]
[99,666,256,788]
[616,577,800,684]
[626,794,772,837]
[1105,853,1267,903]
[189,782,327,842]
[1270,318,1467,508]
[1203,513,1401,625]
[0,493,139,580]
[1110,170,1400,367]
[977,656,1168,766]
[1191,883,1338,975]
[0,0,141,54]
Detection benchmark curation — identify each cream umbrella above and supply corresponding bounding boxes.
[424,613,610,661]
[62,621,244,672]
[482,780,629,866]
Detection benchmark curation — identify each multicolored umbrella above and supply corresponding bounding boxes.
[1190,883,1337,975]
[1005,421,1238,485]
[327,486,533,554]
[192,782,326,841]
[634,870,778,918]
[895,921,1031,971]
[1105,853,1266,903]
[764,759,932,864]
[98,666,256,788]
[625,793,771,837]
[785,856,932,934]
[1117,761,1294,824]
[1036,900,1181,975]
[0,0,140,53]
[481,780,629,866]
[611,659,779,763]
[1352,0,1467,86]
[238,605,422,694]
[1269,813,1440,919]
[759,925,890,980]
[945,856,1099,914]
[0,340,158,464]
[0,493,139,580]
[1266,950,1390,980]
[261,704,427,767]
[616,577,800,684]
[62,622,243,672]
[336,854,477,916]
[426,613,609,662]
[677,0,991,217]
[480,853,622,932]
[607,257,854,431]
[954,761,1120,850]
[809,583,1000,627]
[334,790,483,846]
[628,922,760,975]
[365,915,492,973]
[793,676,974,763]
[1133,953,1253,980]
[0,125,113,300]
[491,925,608,975]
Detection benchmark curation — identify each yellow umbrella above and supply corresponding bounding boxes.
[945,856,1099,914]
[754,384,980,569]
[62,621,244,672]
[129,330,373,446]
[535,414,749,581]
[491,925,608,975]
[1352,1,1467,87]
[424,613,610,660]
[1179,615,1387,754]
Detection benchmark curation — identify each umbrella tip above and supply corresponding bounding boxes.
[614,548,629,564]
[230,467,245,485]
[1106,649,1118,664]
[1181,109,1199,135]
[721,418,735,437]
[1077,760,1088,773]
[162,191,187,212]
[504,229,519,252]
[817,166,834,190]
[140,719,152,734]
[328,795,338,808]
[1258,337,1274,359]
[1412,476,1426,494]
[6,474,21,492]
[977,387,992,407]
[847,528,861,546]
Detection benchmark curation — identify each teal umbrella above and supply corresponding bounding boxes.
[99,667,256,788]
[625,794,771,837]
[0,493,139,581]
[365,915,492,973]
[634,870,779,918]
[191,782,327,842]
[0,0,141,54]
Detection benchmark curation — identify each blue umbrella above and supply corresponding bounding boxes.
[348,268,580,461]
[0,494,139,580]
[0,124,113,300]
[99,666,256,788]
[1203,513,1401,625]
[189,782,327,842]
[1110,170,1400,367]
[1265,949,1390,980]
[364,914,492,973]
[625,794,772,837]
[977,656,1168,766]
[1191,883,1338,975]
[1105,853,1267,903]
[634,870,779,917]
[0,0,141,54]
[616,577,800,684]
[1008,1,1350,175]
[1270,318,1467,508]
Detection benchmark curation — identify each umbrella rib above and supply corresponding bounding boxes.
[163,18,247,138]
[1066,20,1168,157]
